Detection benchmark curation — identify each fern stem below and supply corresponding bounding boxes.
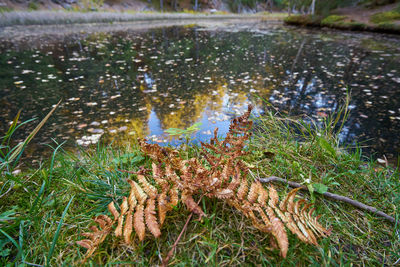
[161,195,204,267]
[259,176,396,224]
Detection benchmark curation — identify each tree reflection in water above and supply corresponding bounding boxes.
[0,25,399,163]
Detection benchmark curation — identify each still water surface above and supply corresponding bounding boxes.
[1,23,400,163]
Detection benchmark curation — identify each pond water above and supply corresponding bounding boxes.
[1,22,400,164]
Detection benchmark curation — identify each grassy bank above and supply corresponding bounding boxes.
[284,11,400,34]
[0,108,399,266]
[0,11,286,27]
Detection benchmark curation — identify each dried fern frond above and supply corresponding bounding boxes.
[77,105,331,263]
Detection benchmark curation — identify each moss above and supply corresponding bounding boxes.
[319,15,368,30]
[376,21,400,31]
[335,21,367,30]
[370,10,400,24]
[285,14,369,31]
[284,15,321,26]
[321,15,346,26]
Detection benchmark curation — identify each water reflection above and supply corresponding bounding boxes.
[1,25,400,163]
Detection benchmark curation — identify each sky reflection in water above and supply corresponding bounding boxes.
[1,24,400,163]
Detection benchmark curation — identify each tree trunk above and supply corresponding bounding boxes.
[288,0,291,15]
[310,0,316,15]
[160,0,163,12]
[194,0,198,11]
[266,0,273,13]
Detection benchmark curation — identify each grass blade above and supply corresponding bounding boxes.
[2,110,21,144]
[48,141,66,186]
[0,228,22,260]
[8,100,61,165]
[29,181,46,215]
[47,195,74,266]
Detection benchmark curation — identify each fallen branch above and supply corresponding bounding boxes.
[259,176,396,224]
[161,195,204,267]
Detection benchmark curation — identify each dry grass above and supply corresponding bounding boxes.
[0,11,268,27]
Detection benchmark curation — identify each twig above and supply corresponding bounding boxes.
[116,169,137,174]
[259,176,396,224]
[161,195,204,267]
[22,261,43,267]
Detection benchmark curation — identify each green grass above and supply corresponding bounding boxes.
[370,10,400,24]
[0,106,399,265]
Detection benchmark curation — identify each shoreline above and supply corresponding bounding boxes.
[0,10,285,27]
[2,10,400,36]
[284,12,400,35]
[0,17,283,46]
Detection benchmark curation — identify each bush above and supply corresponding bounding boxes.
[28,2,39,11]
[0,6,13,13]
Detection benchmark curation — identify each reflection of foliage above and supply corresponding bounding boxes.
[1,25,400,161]
[165,122,201,142]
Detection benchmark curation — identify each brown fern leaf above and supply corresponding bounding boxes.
[280,187,301,212]
[115,197,129,237]
[257,184,268,206]
[134,204,146,241]
[213,188,234,199]
[169,184,179,207]
[248,209,271,233]
[128,180,147,204]
[268,185,279,207]
[181,191,205,219]
[128,181,138,208]
[108,202,120,220]
[247,182,259,204]
[265,206,289,258]
[137,174,157,199]
[273,206,310,245]
[77,105,331,263]
[236,177,249,201]
[145,198,161,238]
[124,211,133,244]
[158,191,169,226]
[77,211,116,263]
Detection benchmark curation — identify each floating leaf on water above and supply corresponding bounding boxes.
[86,102,98,106]
[77,123,87,129]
